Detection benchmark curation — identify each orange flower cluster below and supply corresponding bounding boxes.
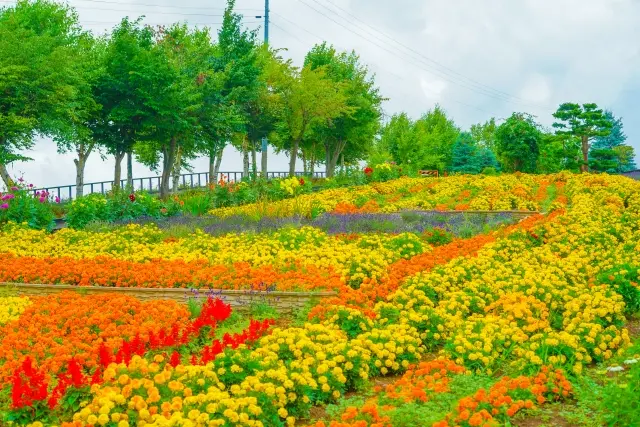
[0,292,189,384]
[0,254,343,291]
[308,363,571,427]
[433,367,572,427]
[332,200,380,214]
[311,402,393,427]
[379,360,466,403]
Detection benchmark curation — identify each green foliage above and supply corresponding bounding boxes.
[0,0,87,185]
[589,149,619,173]
[380,107,459,172]
[0,183,54,230]
[495,112,542,173]
[598,265,640,316]
[304,43,383,177]
[470,118,498,152]
[422,228,454,246]
[552,102,613,172]
[450,132,480,174]
[65,191,180,229]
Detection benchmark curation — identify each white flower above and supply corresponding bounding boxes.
[606,366,624,372]
[623,359,638,365]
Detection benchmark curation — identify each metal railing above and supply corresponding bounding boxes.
[33,171,327,201]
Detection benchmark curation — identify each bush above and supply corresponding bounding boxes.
[482,167,498,176]
[66,190,181,229]
[0,182,55,230]
[422,228,454,246]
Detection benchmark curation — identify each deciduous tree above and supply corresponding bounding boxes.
[495,113,541,173]
[0,0,85,188]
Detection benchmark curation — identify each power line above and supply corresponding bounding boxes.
[297,0,549,111]
[322,0,529,104]
[0,0,261,12]
[271,15,497,117]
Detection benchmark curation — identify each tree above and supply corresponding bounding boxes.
[470,118,498,152]
[613,145,636,172]
[537,132,581,173]
[379,113,414,165]
[271,63,349,176]
[304,43,382,177]
[136,24,215,199]
[212,0,261,183]
[592,111,626,150]
[450,132,479,174]
[591,111,636,172]
[589,149,619,173]
[244,47,282,179]
[96,18,156,191]
[495,113,541,173]
[0,0,85,188]
[54,34,105,197]
[552,103,612,172]
[475,146,500,172]
[409,106,459,171]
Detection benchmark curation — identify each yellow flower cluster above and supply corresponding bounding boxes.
[63,321,421,426]
[0,295,31,325]
[0,225,428,286]
[279,176,302,196]
[211,173,559,218]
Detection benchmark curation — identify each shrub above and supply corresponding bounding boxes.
[0,182,55,230]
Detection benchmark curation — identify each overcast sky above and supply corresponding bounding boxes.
[7,0,640,189]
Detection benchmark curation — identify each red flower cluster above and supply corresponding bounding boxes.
[364,167,373,176]
[10,358,47,409]
[10,297,234,411]
[128,193,136,202]
[299,178,306,186]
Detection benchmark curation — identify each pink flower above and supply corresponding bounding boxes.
[55,196,61,204]
[28,184,33,188]
[1,194,14,201]
[10,186,18,191]
[0,203,8,210]
[38,197,46,203]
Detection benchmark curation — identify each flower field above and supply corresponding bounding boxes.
[0,173,639,426]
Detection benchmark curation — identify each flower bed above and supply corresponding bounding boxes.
[1,173,639,426]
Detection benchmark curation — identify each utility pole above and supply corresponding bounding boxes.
[256,0,269,44]
[256,0,270,177]
[264,0,269,44]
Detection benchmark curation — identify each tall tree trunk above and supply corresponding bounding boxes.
[126,150,133,190]
[261,138,268,178]
[251,143,257,181]
[289,139,299,176]
[0,163,13,189]
[310,151,315,176]
[160,137,177,200]
[172,146,182,194]
[213,146,224,182]
[302,150,308,174]
[581,135,589,173]
[325,140,346,178]
[209,150,216,186]
[113,151,126,193]
[242,137,249,180]
[74,142,93,198]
